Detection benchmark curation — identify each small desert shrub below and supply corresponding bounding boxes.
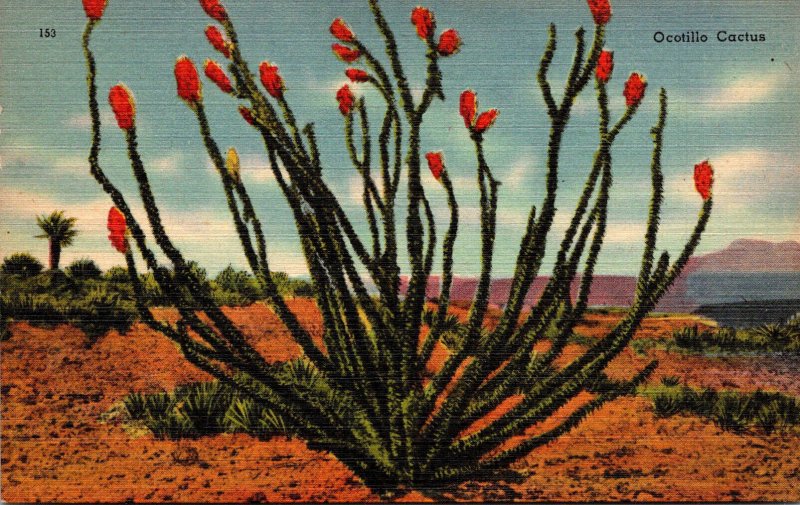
[672,323,800,354]
[644,385,800,434]
[1,253,44,278]
[660,375,681,387]
[121,378,291,440]
[103,266,131,283]
[672,325,709,350]
[710,392,751,432]
[65,258,103,280]
[68,286,137,342]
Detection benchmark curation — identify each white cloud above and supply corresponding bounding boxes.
[703,76,780,109]
[63,111,116,129]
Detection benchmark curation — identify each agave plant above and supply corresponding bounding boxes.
[80,0,713,489]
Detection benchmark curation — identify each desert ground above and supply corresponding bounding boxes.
[2,301,799,502]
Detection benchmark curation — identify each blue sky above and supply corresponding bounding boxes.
[1,0,798,276]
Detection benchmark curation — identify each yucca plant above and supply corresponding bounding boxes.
[81,0,713,489]
[35,211,79,270]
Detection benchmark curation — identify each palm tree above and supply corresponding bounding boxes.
[35,211,79,270]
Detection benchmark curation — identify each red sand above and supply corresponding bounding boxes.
[2,302,798,502]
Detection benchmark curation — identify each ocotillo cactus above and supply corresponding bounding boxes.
[81,0,713,488]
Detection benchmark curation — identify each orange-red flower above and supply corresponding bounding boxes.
[459,90,477,128]
[107,207,128,254]
[693,160,713,200]
[460,90,498,133]
[259,61,285,99]
[108,84,135,130]
[425,152,444,180]
[82,0,108,20]
[204,59,233,94]
[205,26,231,58]
[474,109,499,133]
[336,84,355,115]
[596,50,614,82]
[587,0,612,25]
[437,29,462,56]
[200,0,227,22]
[238,106,256,125]
[175,56,202,103]
[330,18,355,42]
[411,6,435,40]
[623,72,646,107]
[332,44,361,63]
[346,68,370,83]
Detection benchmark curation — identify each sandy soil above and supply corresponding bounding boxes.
[2,302,798,502]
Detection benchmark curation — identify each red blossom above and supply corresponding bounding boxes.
[345,68,370,83]
[425,152,444,180]
[596,50,614,82]
[474,109,499,133]
[623,72,647,107]
[82,0,108,20]
[108,84,135,130]
[205,26,231,58]
[107,207,128,254]
[459,89,477,128]
[437,29,462,56]
[336,84,355,115]
[330,18,355,42]
[411,6,435,40]
[694,160,714,200]
[332,44,361,63]
[200,0,227,22]
[238,106,256,125]
[204,59,233,93]
[587,0,612,25]
[259,61,285,99]
[175,56,202,103]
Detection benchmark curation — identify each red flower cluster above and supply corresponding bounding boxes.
[239,106,256,125]
[425,152,444,180]
[205,26,231,58]
[175,56,202,103]
[259,62,285,99]
[437,29,462,56]
[330,18,355,42]
[693,160,713,200]
[411,7,435,39]
[332,44,361,63]
[204,60,233,93]
[346,68,370,83]
[596,50,614,82]
[108,84,135,130]
[107,207,128,254]
[200,0,227,22]
[336,84,355,115]
[587,0,612,25]
[82,0,108,20]
[623,72,646,107]
[459,90,499,134]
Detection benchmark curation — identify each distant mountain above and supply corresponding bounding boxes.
[685,239,800,273]
[397,240,800,317]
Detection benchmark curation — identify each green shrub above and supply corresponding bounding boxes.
[651,386,688,418]
[70,286,136,342]
[104,266,131,283]
[65,258,103,280]
[660,375,681,387]
[644,385,799,434]
[1,253,44,278]
[215,266,261,300]
[120,379,291,441]
[672,323,800,354]
[176,380,231,435]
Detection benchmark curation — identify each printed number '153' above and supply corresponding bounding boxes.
[39,28,56,38]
